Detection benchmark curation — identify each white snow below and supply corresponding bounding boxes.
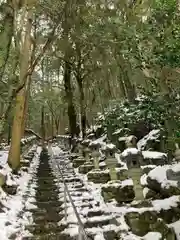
[21,136,37,145]
[113,129,122,135]
[142,151,167,159]
[140,174,147,186]
[143,187,149,198]
[94,232,105,240]
[137,129,160,150]
[141,165,156,169]
[143,232,162,240]
[121,148,140,157]
[169,220,180,240]
[0,146,40,239]
[0,151,8,165]
[152,196,180,211]
[89,135,107,147]
[101,143,116,150]
[148,163,180,188]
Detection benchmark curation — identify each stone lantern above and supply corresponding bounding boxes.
[121,135,144,201]
[77,140,83,156]
[89,142,101,169]
[102,144,118,180]
[174,143,180,162]
[82,139,91,162]
[125,135,137,148]
[64,137,69,149]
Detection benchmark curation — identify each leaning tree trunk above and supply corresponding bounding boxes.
[8,8,32,170]
[0,1,14,80]
[64,60,77,138]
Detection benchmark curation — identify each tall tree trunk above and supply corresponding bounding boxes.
[7,123,11,145]
[51,113,54,138]
[123,70,136,103]
[8,8,32,170]
[41,105,45,147]
[21,75,31,137]
[76,76,86,139]
[0,1,14,80]
[55,117,60,135]
[119,64,136,103]
[118,75,126,99]
[64,60,77,138]
[117,54,136,103]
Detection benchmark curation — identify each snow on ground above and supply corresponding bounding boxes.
[142,151,167,159]
[148,163,180,188]
[0,145,40,239]
[143,232,162,240]
[21,136,37,145]
[121,147,141,157]
[152,195,180,211]
[89,135,107,147]
[137,129,160,150]
[169,220,180,240]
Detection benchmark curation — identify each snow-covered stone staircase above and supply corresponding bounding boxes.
[50,148,120,240]
[21,145,121,239]
[24,149,64,239]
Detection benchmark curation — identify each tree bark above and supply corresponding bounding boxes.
[64,60,77,138]
[41,105,45,147]
[21,75,31,137]
[76,76,86,139]
[8,8,32,170]
[118,74,126,99]
[123,69,137,103]
[51,113,54,138]
[119,62,136,103]
[0,1,14,80]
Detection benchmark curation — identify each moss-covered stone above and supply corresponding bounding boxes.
[101,180,135,203]
[87,169,110,183]
[79,163,94,174]
[72,156,86,168]
[125,210,177,238]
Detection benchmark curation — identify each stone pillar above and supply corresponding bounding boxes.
[90,142,101,169]
[84,146,91,163]
[174,143,180,162]
[77,141,83,156]
[128,167,144,201]
[124,135,144,201]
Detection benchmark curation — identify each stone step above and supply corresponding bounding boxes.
[22,233,66,240]
[35,186,59,192]
[58,232,93,240]
[84,215,118,228]
[31,206,62,217]
[36,195,59,202]
[36,180,55,186]
[34,213,63,224]
[36,190,59,196]
[26,222,63,235]
[87,209,109,217]
[35,201,62,209]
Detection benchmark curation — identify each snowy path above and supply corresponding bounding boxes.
[21,148,63,239]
